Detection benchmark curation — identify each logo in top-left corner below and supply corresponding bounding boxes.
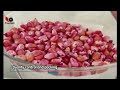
[4,16,15,24]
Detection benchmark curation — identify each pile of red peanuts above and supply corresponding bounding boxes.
[3,18,117,68]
